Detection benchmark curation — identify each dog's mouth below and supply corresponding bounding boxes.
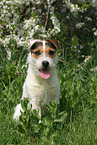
[39,68,50,79]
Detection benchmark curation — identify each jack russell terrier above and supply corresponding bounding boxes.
[13,39,60,120]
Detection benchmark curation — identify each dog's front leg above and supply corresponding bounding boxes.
[13,103,24,121]
[30,103,41,117]
[22,83,43,120]
[28,96,41,118]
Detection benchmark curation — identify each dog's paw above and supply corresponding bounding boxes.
[13,103,24,121]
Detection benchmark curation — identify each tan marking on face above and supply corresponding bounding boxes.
[45,45,56,59]
[31,46,43,59]
[48,39,59,49]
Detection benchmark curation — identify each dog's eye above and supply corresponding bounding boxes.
[49,50,55,55]
[34,50,41,56]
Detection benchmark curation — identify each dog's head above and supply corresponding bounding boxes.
[28,39,59,79]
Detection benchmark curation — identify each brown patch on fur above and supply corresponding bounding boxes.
[31,46,43,59]
[31,42,57,59]
[45,45,56,59]
[48,39,59,49]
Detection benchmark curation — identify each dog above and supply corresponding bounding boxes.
[13,39,60,121]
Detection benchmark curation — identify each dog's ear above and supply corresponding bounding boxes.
[48,39,59,49]
[28,40,35,50]
[28,40,42,50]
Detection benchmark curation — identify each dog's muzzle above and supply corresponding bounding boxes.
[39,61,50,79]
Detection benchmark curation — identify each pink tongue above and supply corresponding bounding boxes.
[40,69,50,79]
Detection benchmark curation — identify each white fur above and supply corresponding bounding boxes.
[13,40,60,121]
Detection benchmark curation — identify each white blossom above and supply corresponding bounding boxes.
[84,56,91,63]
[50,15,60,33]
[94,30,97,36]
[76,22,85,29]
[6,49,11,60]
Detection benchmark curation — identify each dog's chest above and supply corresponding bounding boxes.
[32,80,57,105]
[25,64,59,106]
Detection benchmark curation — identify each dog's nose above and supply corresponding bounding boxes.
[42,61,49,69]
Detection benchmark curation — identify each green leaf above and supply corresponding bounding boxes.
[33,109,39,118]
[90,95,97,105]
[33,124,40,133]
[42,117,53,127]
[54,111,67,123]
[17,124,26,134]
[21,98,29,111]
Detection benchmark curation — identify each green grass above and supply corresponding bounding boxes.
[0,47,97,144]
